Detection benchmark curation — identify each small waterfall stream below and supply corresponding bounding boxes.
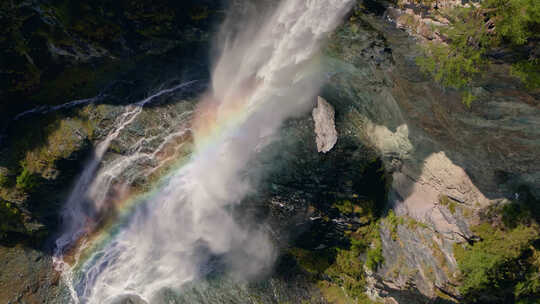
[54,1,353,303]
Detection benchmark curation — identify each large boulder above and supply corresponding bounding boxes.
[312,96,338,153]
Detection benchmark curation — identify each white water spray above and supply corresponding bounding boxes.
[55,1,353,303]
[53,81,198,303]
[55,80,198,256]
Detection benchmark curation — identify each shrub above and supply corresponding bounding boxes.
[365,226,384,271]
[15,166,38,191]
[416,7,490,106]
[482,0,540,45]
[0,201,25,239]
[384,209,403,240]
[511,59,540,90]
[417,0,540,105]
[454,221,540,302]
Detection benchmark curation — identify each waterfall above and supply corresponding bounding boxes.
[54,1,353,303]
[53,81,198,303]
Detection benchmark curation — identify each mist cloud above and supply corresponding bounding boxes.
[66,1,354,303]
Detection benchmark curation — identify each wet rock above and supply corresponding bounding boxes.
[0,245,60,303]
[312,96,338,153]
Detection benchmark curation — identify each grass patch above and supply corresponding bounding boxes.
[439,195,458,215]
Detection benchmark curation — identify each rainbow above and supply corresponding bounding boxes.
[60,84,258,277]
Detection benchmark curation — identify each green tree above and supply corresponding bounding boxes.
[417,0,540,105]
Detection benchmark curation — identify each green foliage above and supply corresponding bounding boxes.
[333,199,377,226]
[291,218,384,303]
[514,249,540,304]
[365,241,384,272]
[511,59,540,90]
[439,195,458,214]
[454,204,540,303]
[482,0,540,45]
[416,0,540,104]
[501,203,533,229]
[383,209,404,240]
[333,200,356,214]
[0,201,25,239]
[15,165,38,191]
[416,7,490,105]
[364,221,384,271]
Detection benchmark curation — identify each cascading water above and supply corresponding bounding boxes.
[54,1,353,303]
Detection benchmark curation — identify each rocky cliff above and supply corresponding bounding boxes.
[318,0,540,302]
[0,0,539,303]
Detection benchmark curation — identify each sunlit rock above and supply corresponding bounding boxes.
[312,96,338,153]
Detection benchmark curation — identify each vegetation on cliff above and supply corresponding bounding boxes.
[288,198,383,304]
[0,0,218,121]
[0,0,221,244]
[454,197,540,303]
[412,0,540,105]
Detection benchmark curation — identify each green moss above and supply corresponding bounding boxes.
[19,118,87,175]
[462,207,473,218]
[435,287,459,303]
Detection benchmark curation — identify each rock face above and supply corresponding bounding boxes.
[0,0,539,303]
[312,96,338,153]
[320,2,539,302]
[0,0,223,127]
